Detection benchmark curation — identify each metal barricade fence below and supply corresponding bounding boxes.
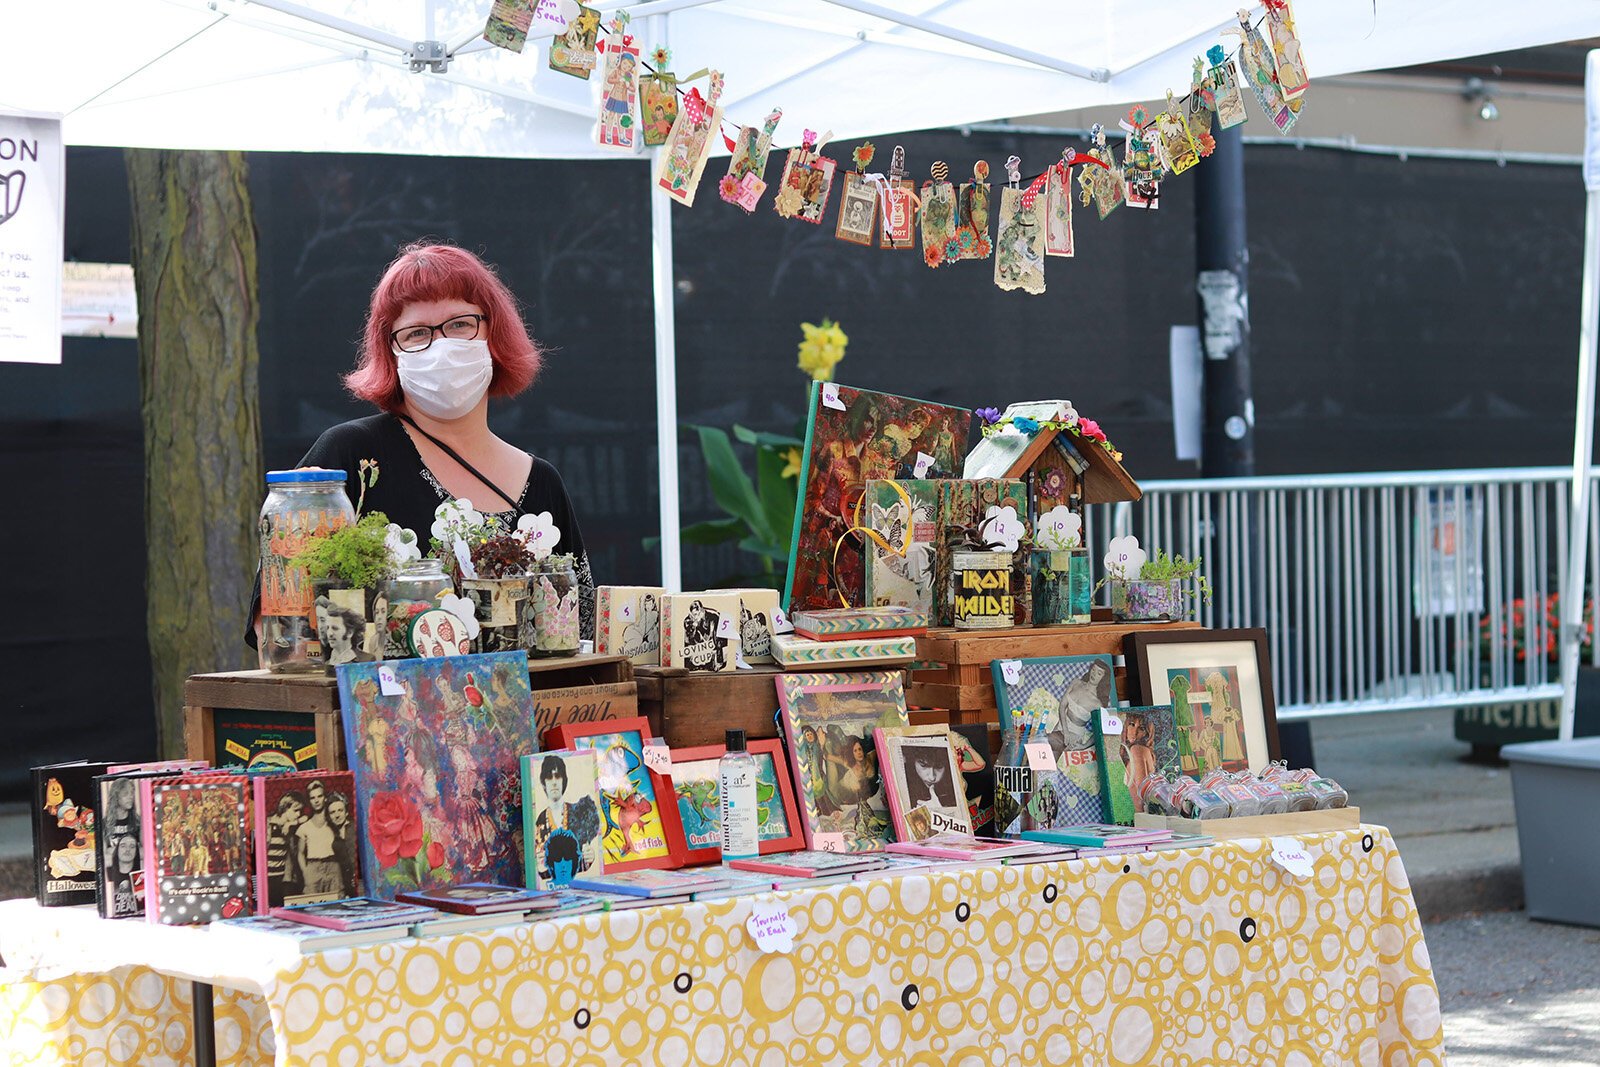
[1080,468,1589,721]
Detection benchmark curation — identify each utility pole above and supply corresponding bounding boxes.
[1195,121,1254,477]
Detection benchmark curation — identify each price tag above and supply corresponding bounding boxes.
[772,607,794,635]
[717,613,737,639]
[1269,837,1315,879]
[642,743,672,775]
[579,640,594,655]
[812,832,847,853]
[1024,742,1057,773]
[913,451,935,478]
[1101,713,1124,735]
[999,659,1022,685]
[378,664,404,697]
[821,383,846,411]
[735,647,753,670]
[620,602,634,621]
[745,901,797,954]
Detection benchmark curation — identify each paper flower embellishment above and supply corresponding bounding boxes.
[651,45,671,68]
[983,505,1023,552]
[1105,535,1147,580]
[438,593,483,642]
[517,511,563,559]
[1036,506,1082,551]
[1055,401,1079,426]
[974,406,1002,425]
[852,141,875,172]
[385,524,421,565]
[1012,416,1041,435]
[1207,45,1226,67]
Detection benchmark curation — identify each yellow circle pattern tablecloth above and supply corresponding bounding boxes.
[1,826,1445,1066]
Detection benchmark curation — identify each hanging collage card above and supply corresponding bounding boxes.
[1265,0,1310,101]
[1044,155,1074,257]
[1078,125,1123,220]
[877,145,917,250]
[1121,108,1160,210]
[1187,58,1217,156]
[919,161,957,268]
[654,71,724,206]
[1207,46,1249,129]
[774,130,837,224]
[835,142,878,246]
[720,108,781,212]
[1233,11,1299,133]
[594,18,640,150]
[548,3,600,79]
[1155,95,1201,176]
[483,0,534,53]
[993,157,1045,295]
[639,46,683,147]
[951,160,992,261]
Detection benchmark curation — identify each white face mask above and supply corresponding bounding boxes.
[396,338,493,420]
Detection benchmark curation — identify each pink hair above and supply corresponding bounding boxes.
[344,241,542,412]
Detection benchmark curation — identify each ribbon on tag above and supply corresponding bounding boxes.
[1019,169,1051,210]
[828,479,915,607]
[862,171,922,241]
[683,87,708,126]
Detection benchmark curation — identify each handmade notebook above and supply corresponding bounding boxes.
[96,766,200,919]
[706,587,781,665]
[31,761,113,907]
[949,723,996,836]
[991,655,1118,835]
[142,774,254,925]
[594,586,665,666]
[252,769,360,912]
[522,750,604,890]
[659,592,741,672]
[1094,706,1182,824]
[873,725,973,841]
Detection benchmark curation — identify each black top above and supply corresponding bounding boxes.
[246,413,595,646]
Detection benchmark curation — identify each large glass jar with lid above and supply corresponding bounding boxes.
[522,554,581,657]
[378,558,455,658]
[258,469,355,672]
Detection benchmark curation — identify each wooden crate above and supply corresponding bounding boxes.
[907,619,1203,724]
[183,653,634,770]
[636,665,800,748]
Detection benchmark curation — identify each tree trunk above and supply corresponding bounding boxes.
[126,149,262,756]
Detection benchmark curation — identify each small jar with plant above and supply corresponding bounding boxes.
[1101,536,1211,622]
[461,532,538,654]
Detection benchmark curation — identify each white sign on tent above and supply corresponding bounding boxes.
[0,111,64,365]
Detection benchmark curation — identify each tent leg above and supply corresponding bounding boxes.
[650,160,683,593]
[1195,121,1253,478]
[1560,184,1599,741]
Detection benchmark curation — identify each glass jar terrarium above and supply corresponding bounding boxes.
[378,558,454,658]
[1032,548,1091,625]
[258,469,355,673]
[523,554,581,657]
[463,574,532,654]
[951,550,1014,630]
[1111,577,1187,621]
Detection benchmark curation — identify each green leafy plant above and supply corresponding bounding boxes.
[291,511,398,589]
[1138,549,1213,602]
[666,425,802,589]
[469,533,535,578]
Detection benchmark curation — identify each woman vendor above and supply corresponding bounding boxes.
[247,241,594,647]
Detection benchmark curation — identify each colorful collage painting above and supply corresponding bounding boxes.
[783,382,973,612]
[337,652,540,899]
[1096,706,1182,825]
[552,718,687,872]
[668,739,801,863]
[992,655,1118,834]
[776,671,910,853]
[1168,666,1250,775]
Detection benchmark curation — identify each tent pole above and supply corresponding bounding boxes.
[650,16,683,594]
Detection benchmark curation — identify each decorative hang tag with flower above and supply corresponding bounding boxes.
[1044,151,1075,257]
[548,2,601,79]
[1077,125,1124,220]
[720,108,781,212]
[774,129,837,224]
[654,70,724,206]
[1155,92,1202,176]
[951,160,993,261]
[994,156,1045,295]
[1264,0,1309,101]
[639,46,699,147]
[834,142,879,246]
[1036,505,1083,551]
[876,145,918,250]
[594,17,640,151]
[919,161,958,268]
[1206,45,1249,129]
[1105,534,1147,581]
[1187,57,1216,153]
[1120,108,1161,210]
[1230,11,1299,133]
[483,0,535,53]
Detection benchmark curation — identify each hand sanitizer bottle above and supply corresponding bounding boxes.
[719,729,759,862]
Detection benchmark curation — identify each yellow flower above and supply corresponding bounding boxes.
[797,318,849,381]
[781,446,802,479]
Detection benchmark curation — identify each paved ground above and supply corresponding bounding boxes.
[1430,910,1600,1066]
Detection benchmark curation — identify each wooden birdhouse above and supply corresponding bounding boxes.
[961,400,1141,530]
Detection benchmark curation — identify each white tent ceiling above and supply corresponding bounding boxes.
[12,0,1600,159]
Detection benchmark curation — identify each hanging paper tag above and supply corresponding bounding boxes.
[483,0,536,53]
[821,382,845,411]
[999,659,1022,685]
[994,185,1045,295]
[746,901,797,953]
[1266,0,1310,101]
[1044,164,1074,257]
[1101,712,1124,735]
[453,539,479,580]
[594,29,641,151]
[920,162,957,268]
[772,607,794,634]
[654,70,724,206]
[913,451,935,478]
[775,144,838,224]
[378,664,404,697]
[812,832,847,853]
[721,109,781,213]
[531,0,571,33]
[952,160,993,261]
[1024,742,1057,773]
[835,171,878,246]
[548,3,600,79]
[642,741,672,775]
[1269,837,1315,879]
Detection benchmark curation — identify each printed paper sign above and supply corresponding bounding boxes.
[746,901,797,954]
[642,743,672,775]
[1101,713,1124,735]
[821,382,845,411]
[1024,742,1057,773]
[0,111,64,364]
[913,451,935,478]
[378,665,404,697]
[1269,837,1314,879]
[812,832,847,853]
[999,660,1022,685]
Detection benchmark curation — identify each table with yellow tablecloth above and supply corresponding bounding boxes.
[0,825,1445,1066]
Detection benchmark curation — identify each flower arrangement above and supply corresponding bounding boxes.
[975,401,1123,462]
[797,318,849,381]
[1479,594,1593,663]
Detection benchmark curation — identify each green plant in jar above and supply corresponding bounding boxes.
[290,511,400,590]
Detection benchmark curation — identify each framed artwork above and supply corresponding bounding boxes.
[1123,628,1282,775]
[550,717,689,872]
[783,381,973,613]
[667,739,805,864]
[991,655,1118,834]
[873,725,972,842]
[521,750,604,890]
[336,651,539,899]
[776,670,911,853]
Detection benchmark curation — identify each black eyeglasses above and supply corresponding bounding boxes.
[390,313,487,353]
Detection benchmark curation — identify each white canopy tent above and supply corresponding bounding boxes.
[10,2,1600,707]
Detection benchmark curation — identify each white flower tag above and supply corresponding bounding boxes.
[984,505,1023,552]
[746,901,797,954]
[1104,534,1146,580]
[438,593,482,640]
[517,511,562,561]
[1036,506,1082,551]
[1270,837,1315,879]
[452,540,479,581]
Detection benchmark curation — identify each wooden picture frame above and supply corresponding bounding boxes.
[550,717,690,872]
[1122,628,1282,774]
[666,739,806,865]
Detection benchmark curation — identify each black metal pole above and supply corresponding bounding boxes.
[192,981,216,1067]
[1195,121,1254,478]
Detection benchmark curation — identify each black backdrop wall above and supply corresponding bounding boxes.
[0,132,1583,796]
